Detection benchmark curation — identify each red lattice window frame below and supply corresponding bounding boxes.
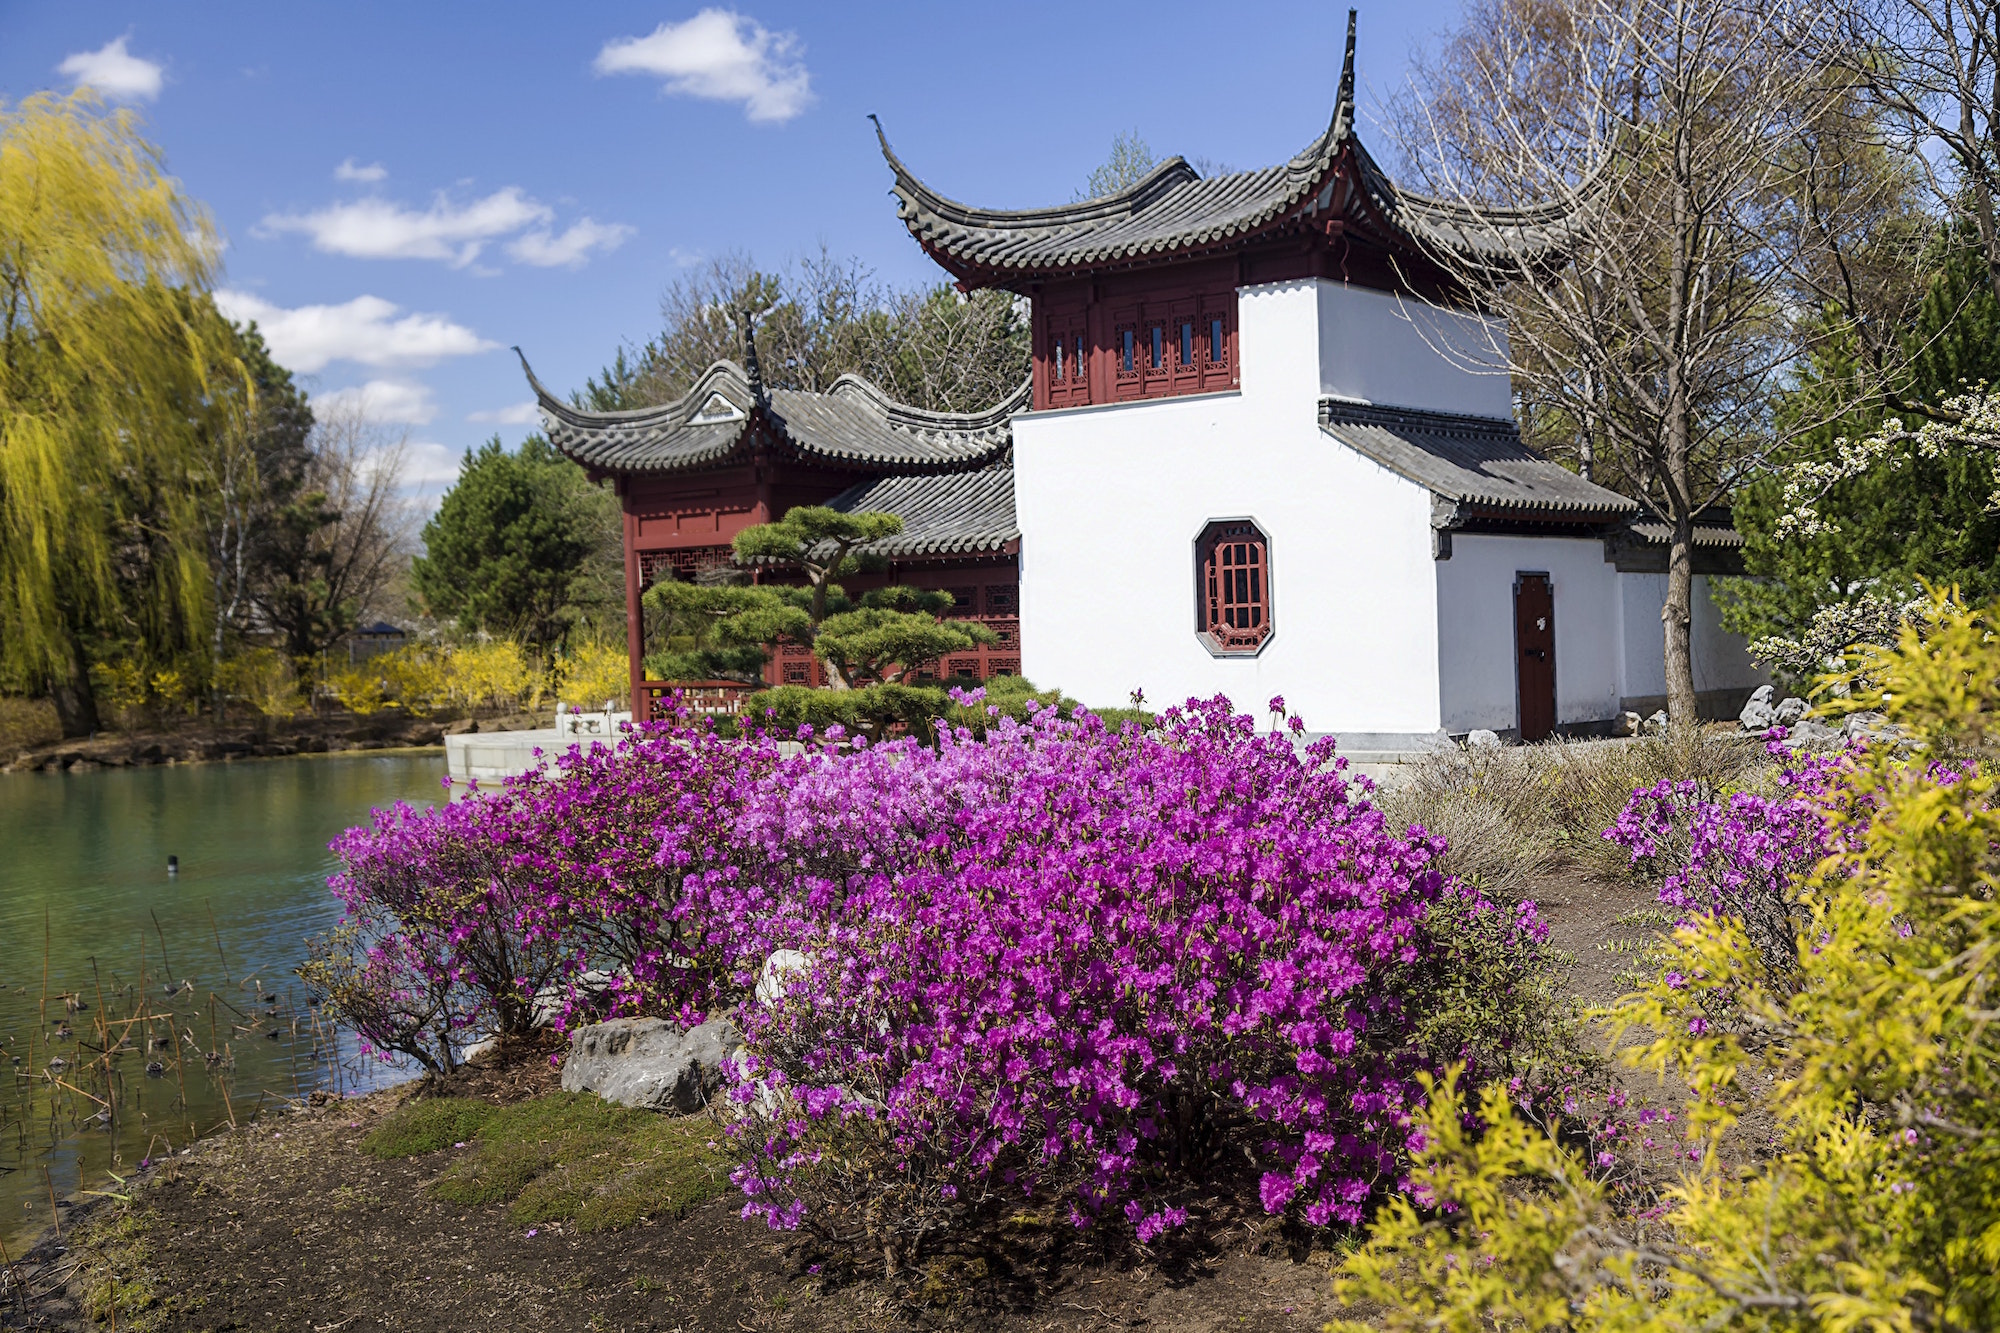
[638,545,734,588]
[1196,520,1273,654]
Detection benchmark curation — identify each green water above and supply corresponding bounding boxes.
[0,752,444,1254]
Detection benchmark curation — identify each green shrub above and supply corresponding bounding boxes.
[1333,593,2000,1331]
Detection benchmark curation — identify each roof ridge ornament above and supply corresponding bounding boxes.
[1337,9,1357,129]
[739,304,776,410]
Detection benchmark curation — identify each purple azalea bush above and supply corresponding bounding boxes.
[319,691,1564,1251]
[1603,738,1853,971]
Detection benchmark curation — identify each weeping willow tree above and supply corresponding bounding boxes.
[0,92,249,736]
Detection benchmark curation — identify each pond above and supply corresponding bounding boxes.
[0,751,445,1256]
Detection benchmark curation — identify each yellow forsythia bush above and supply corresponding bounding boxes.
[553,641,628,710]
[1331,589,2000,1332]
[445,639,538,712]
[216,648,305,719]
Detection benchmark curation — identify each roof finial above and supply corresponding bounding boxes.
[1337,9,1358,124]
[514,346,557,407]
[739,308,769,409]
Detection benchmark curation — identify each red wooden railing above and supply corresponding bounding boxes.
[637,679,756,724]
[765,617,1022,689]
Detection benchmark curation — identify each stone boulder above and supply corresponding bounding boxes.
[1465,729,1503,751]
[1781,718,1843,749]
[1844,710,1899,744]
[560,1016,744,1114]
[1739,685,1776,731]
[1774,696,1809,726]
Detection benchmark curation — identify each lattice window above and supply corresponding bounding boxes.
[639,545,734,588]
[985,585,1017,614]
[947,657,980,679]
[989,657,1021,677]
[1043,307,1092,410]
[1197,520,1273,653]
[945,586,978,614]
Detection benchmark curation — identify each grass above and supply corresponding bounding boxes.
[69,1202,174,1332]
[1379,727,1774,891]
[365,1092,732,1232]
[360,1096,498,1157]
[0,695,59,753]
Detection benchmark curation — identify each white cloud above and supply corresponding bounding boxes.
[334,158,388,184]
[506,218,635,268]
[596,10,812,124]
[259,188,553,267]
[394,441,469,496]
[317,378,437,425]
[467,402,540,425]
[214,289,496,373]
[58,36,164,102]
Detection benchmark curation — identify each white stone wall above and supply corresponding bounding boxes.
[1013,280,1446,740]
[1616,572,1766,708]
[1435,535,1624,732]
[1316,282,1513,420]
[1012,276,1762,741]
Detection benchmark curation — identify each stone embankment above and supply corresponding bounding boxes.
[2,710,557,773]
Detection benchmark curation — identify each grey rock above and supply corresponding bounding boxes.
[561,1016,744,1114]
[1843,711,1900,744]
[1738,684,1776,731]
[1774,696,1809,726]
[1645,710,1669,735]
[530,968,625,1029]
[1465,729,1503,751]
[756,950,811,1005]
[1783,718,1843,748]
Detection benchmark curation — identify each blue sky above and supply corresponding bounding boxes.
[1,2,1462,504]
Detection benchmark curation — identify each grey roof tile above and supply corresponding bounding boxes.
[823,462,1019,558]
[1319,399,1638,516]
[1623,518,1745,549]
[520,355,1026,476]
[875,17,1574,280]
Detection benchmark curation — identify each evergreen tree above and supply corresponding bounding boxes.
[411,436,614,651]
[1723,236,2000,665]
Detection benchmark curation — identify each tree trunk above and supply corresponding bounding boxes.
[1662,509,1699,728]
[50,653,101,738]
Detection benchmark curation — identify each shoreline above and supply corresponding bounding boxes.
[2,710,559,776]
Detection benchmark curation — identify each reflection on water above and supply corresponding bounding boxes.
[0,752,443,1254]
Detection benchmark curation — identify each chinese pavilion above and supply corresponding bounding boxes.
[530,12,1761,745]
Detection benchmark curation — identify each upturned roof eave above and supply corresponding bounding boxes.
[873,11,1575,285]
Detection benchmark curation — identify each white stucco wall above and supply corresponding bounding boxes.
[1435,535,1624,732]
[1616,573,1766,705]
[1013,279,1447,739]
[1012,276,1763,742]
[1316,282,1513,421]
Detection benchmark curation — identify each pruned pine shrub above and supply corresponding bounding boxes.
[1332,589,2000,1332]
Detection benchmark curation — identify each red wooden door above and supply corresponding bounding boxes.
[1514,573,1556,743]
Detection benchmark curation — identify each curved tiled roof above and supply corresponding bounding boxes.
[877,13,1574,282]
[519,353,1026,476]
[1320,399,1638,517]
[825,461,1020,558]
